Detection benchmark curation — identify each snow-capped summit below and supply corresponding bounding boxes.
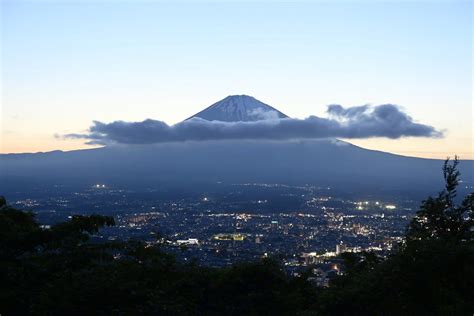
[187,95,289,122]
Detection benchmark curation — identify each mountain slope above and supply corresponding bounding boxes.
[2,139,473,198]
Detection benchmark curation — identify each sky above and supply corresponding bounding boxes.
[1,0,472,159]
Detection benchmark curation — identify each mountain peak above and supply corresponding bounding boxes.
[187,95,289,122]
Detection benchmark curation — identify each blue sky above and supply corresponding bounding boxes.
[1,0,472,158]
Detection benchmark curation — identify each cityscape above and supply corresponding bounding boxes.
[11,182,415,285]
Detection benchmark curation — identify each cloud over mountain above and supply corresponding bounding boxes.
[64,104,442,145]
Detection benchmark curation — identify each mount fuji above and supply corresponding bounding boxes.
[188,95,288,122]
[1,95,472,197]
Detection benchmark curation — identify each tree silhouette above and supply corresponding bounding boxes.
[407,156,474,242]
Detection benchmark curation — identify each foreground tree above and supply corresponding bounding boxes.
[407,156,474,242]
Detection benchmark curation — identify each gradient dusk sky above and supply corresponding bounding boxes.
[1,0,472,159]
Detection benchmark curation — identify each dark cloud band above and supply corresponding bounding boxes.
[64,104,442,145]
